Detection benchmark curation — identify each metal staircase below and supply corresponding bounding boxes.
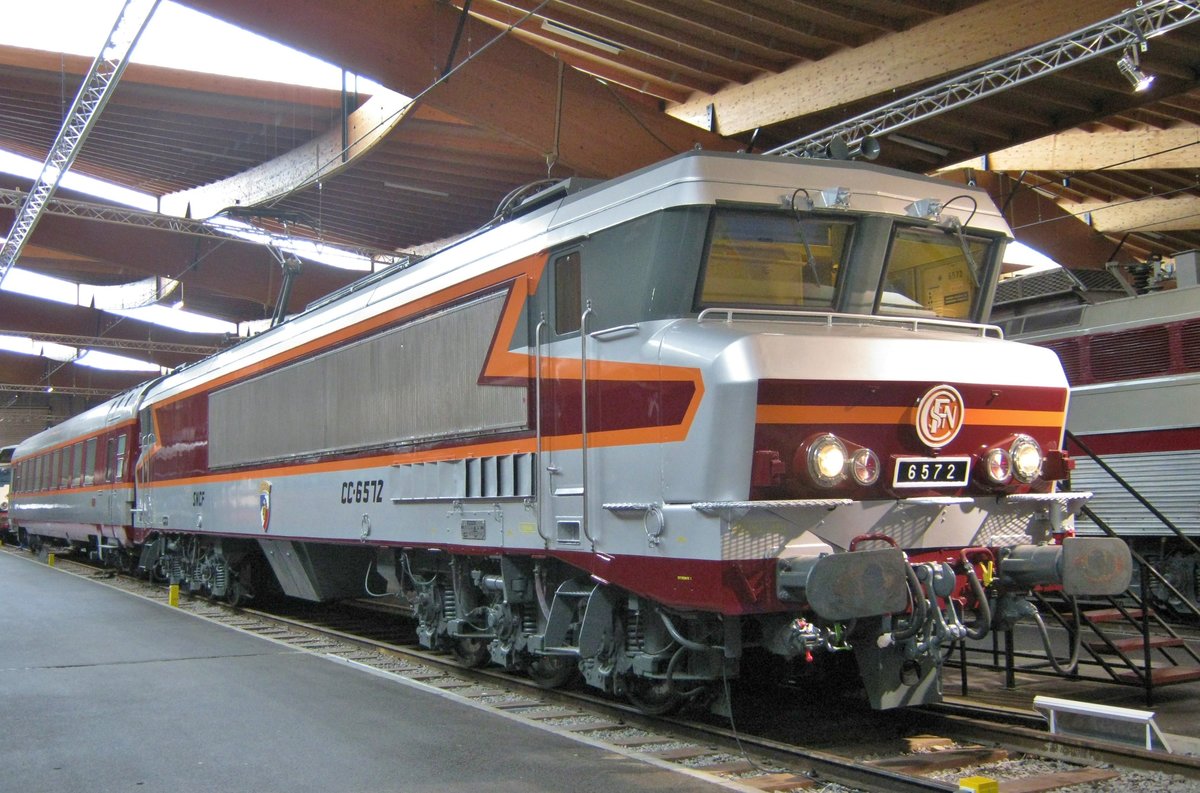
[1024,430,1200,703]
[953,431,1200,704]
[1033,575,1200,705]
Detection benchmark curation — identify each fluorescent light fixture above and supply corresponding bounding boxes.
[541,19,622,55]
[887,134,950,157]
[383,181,451,198]
[1116,50,1154,92]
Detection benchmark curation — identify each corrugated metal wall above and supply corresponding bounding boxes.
[209,292,527,467]
[1074,451,1200,537]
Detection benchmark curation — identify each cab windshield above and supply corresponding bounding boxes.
[696,210,852,310]
[878,225,993,320]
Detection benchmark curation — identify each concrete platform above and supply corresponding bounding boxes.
[0,551,733,793]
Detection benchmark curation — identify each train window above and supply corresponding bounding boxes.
[114,435,127,482]
[554,251,582,334]
[878,225,993,320]
[52,449,63,489]
[83,437,98,486]
[71,443,84,487]
[697,210,851,310]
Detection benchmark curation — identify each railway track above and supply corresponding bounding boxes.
[12,544,1200,792]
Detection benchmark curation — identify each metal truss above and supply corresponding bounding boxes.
[0,384,122,398]
[767,0,1200,158]
[0,0,160,287]
[0,188,409,269]
[0,330,218,357]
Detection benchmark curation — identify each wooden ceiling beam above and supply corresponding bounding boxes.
[468,0,753,88]
[180,0,735,179]
[982,125,1200,171]
[160,87,413,220]
[617,0,826,63]
[690,0,860,51]
[495,27,703,102]
[786,0,925,34]
[0,47,344,114]
[666,0,1132,135]
[1059,195,1200,233]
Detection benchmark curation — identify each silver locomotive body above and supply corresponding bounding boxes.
[9,152,1130,710]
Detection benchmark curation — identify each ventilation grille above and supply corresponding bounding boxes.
[1182,319,1200,370]
[1090,326,1170,383]
[1044,339,1083,384]
[993,268,1080,306]
[392,453,535,502]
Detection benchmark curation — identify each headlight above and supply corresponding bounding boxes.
[983,447,1011,484]
[807,434,847,487]
[1010,435,1043,483]
[849,448,880,486]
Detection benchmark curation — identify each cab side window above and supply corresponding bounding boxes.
[554,251,582,335]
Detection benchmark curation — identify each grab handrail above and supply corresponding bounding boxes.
[696,306,1003,338]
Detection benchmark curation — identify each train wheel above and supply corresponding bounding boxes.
[525,655,575,689]
[625,677,682,716]
[224,560,255,607]
[451,637,489,668]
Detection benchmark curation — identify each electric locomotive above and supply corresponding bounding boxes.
[10,151,1131,711]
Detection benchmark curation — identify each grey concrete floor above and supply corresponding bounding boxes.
[0,551,731,793]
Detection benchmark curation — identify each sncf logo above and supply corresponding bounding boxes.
[915,385,964,449]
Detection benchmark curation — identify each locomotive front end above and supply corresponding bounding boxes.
[641,159,1133,708]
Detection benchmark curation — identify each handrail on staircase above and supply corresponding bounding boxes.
[1079,504,1200,622]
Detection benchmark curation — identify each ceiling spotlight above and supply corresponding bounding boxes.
[1116,50,1155,92]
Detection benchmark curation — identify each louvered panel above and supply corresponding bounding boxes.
[1182,319,1200,371]
[210,292,526,467]
[1073,450,1200,537]
[1089,326,1171,383]
[1042,339,1083,384]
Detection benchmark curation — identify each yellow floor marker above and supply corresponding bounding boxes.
[168,583,180,607]
[47,552,55,567]
[958,777,998,793]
